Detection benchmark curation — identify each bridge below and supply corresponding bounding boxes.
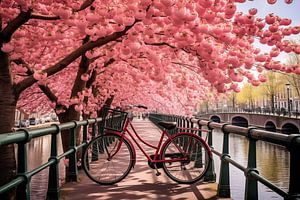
[0,114,300,200]
[198,112,300,134]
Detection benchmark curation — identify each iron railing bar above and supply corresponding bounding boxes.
[212,149,246,171]
[56,149,75,161]
[191,118,300,147]
[26,160,56,178]
[213,141,286,197]
[0,118,102,147]
[250,171,288,197]
[76,142,87,150]
[211,149,221,157]
[0,176,25,194]
[0,132,31,146]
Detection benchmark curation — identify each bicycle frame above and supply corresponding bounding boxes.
[107,118,195,165]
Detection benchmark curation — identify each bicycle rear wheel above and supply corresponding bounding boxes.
[161,133,211,184]
[82,133,134,185]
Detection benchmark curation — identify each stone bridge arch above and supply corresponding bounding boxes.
[231,116,249,127]
[210,115,221,123]
[281,122,300,134]
[265,121,277,132]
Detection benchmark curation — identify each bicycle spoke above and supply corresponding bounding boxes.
[83,134,134,185]
[161,134,211,184]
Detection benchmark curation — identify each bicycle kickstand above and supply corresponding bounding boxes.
[154,164,161,176]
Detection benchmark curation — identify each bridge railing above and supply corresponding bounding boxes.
[198,108,299,118]
[149,113,300,200]
[0,118,102,200]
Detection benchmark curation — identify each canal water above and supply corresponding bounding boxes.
[212,129,289,200]
[27,134,65,200]
[27,128,289,200]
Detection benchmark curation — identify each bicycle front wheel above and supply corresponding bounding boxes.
[82,133,134,185]
[161,133,211,184]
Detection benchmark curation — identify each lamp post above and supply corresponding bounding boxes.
[286,83,291,117]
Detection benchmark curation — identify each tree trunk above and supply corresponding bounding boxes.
[57,50,89,153]
[0,51,17,200]
[57,105,81,153]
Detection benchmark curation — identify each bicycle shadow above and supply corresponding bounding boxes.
[61,169,219,200]
[61,119,220,200]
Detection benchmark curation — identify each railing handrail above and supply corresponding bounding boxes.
[0,117,102,199]
[0,118,101,147]
[191,118,300,148]
[198,109,299,119]
[149,113,300,200]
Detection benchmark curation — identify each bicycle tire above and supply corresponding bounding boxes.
[82,133,134,185]
[161,133,211,184]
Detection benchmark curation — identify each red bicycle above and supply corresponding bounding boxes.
[82,105,212,185]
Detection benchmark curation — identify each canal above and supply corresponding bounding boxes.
[212,129,289,200]
[28,134,65,200]
[27,127,289,199]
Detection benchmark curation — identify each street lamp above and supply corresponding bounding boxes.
[286,83,291,117]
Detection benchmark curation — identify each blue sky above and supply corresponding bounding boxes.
[236,0,300,63]
[236,0,300,26]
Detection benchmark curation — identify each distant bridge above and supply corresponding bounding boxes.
[198,112,300,134]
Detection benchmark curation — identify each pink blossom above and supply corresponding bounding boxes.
[1,43,14,53]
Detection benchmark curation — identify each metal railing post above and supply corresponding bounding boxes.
[245,128,258,200]
[190,118,194,133]
[67,122,78,182]
[91,123,98,161]
[204,122,216,182]
[194,120,203,167]
[16,129,30,200]
[81,122,89,170]
[171,115,175,135]
[285,135,300,200]
[197,120,202,137]
[177,116,181,133]
[218,124,231,198]
[186,117,190,132]
[47,124,60,200]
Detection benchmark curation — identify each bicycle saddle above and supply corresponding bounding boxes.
[158,121,177,130]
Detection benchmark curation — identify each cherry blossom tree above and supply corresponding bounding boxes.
[1,0,300,199]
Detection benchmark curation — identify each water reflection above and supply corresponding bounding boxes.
[212,129,289,200]
[27,134,65,200]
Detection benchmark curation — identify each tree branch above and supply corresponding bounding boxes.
[104,58,115,68]
[89,55,102,63]
[145,42,176,49]
[38,84,58,103]
[86,69,97,89]
[1,0,95,42]
[14,20,139,95]
[30,14,60,20]
[12,58,58,103]
[12,58,33,75]
[74,0,96,12]
[0,9,32,43]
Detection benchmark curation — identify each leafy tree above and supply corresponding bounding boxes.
[258,71,283,112]
[236,83,258,110]
[285,52,300,98]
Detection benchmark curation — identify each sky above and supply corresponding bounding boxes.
[236,0,300,63]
